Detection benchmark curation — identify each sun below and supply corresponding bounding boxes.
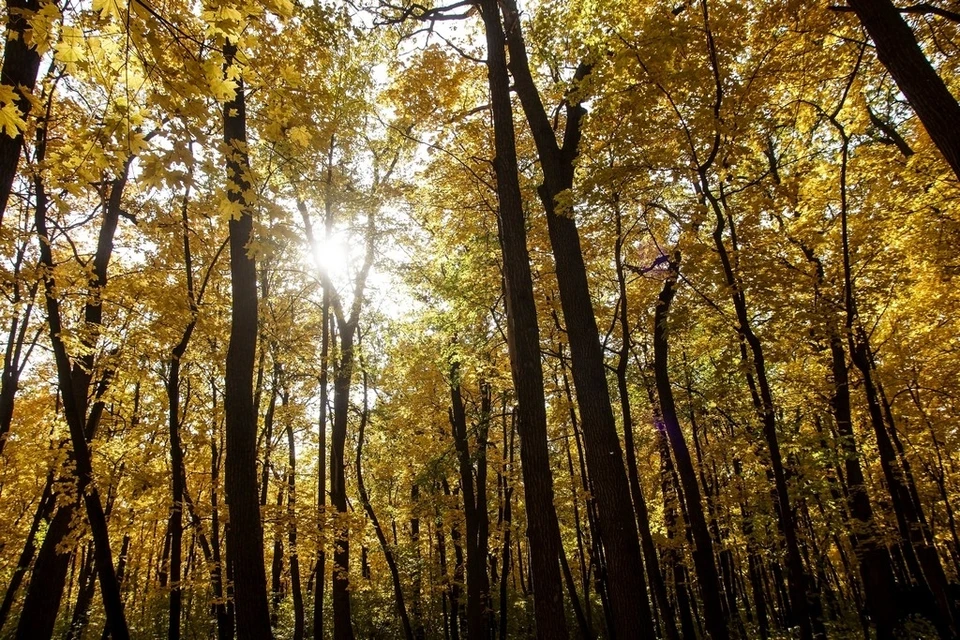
[303,231,351,288]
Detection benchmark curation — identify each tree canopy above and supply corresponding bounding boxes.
[0,0,959,638]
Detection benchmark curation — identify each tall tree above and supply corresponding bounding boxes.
[221,39,273,640]
[476,0,569,635]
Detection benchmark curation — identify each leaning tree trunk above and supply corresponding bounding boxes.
[356,370,414,640]
[613,201,679,640]
[844,0,960,180]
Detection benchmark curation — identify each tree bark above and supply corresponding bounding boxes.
[613,201,678,640]
[20,96,131,639]
[449,370,493,640]
[653,256,730,640]
[844,0,960,180]
[0,466,53,632]
[356,369,415,640]
[499,4,654,635]
[0,0,42,223]
[476,3,569,637]
[221,40,273,640]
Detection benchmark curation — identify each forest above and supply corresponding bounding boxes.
[0,0,959,638]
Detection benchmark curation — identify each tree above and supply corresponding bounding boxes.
[221,37,273,640]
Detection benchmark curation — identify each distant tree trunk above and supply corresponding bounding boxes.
[314,292,330,640]
[285,393,305,640]
[653,255,729,640]
[166,173,224,640]
[449,369,493,639]
[0,0,42,223]
[209,409,233,640]
[0,279,38,459]
[830,116,953,635]
[844,0,960,180]
[613,200,679,640]
[829,333,899,638]
[66,545,97,640]
[221,40,273,640]
[355,369,414,640]
[658,425,697,640]
[270,483,286,628]
[498,410,515,640]
[410,482,425,640]
[476,2,568,637]
[703,176,815,639]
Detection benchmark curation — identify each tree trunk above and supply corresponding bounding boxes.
[844,0,960,180]
[0,0,42,223]
[221,40,273,640]
[499,5,653,635]
[0,467,54,632]
[828,335,899,638]
[653,256,729,640]
[612,201,678,640]
[476,2,568,637]
[703,176,815,639]
[22,101,130,640]
[355,369,414,639]
[331,327,356,640]
[449,371,493,640]
[285,398,305,640]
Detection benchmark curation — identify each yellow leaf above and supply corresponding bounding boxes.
[205,61,238,102]
[0,86,25,138]
[219,196,244,220]
[92,0,123,21]
[54,25,85,66]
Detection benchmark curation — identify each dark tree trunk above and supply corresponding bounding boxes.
[703,177,815,639]
[21,98,130,640]
[314,301,329,640]
[653,256,729,640]
[613,199,677,640]
[167,325,188,640]
[844,0,960,180]
[270,484,285,628]
[221,41,273,640]
[476,2,568,637]
[828,335,899,639]
[307,135,335,640]
[658,426,697,640]
[410,482,425,640]
[449,371,493,640]
[0,467,54,632]
[0,280,38,459]
[499,5,653,635]
[65,545,97,640]
[498,411,515,640]
[285,400,305,640]
[16,496,76,638]
[331,328,356,640]
[210,421,233,640]
[0,0,42,222]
